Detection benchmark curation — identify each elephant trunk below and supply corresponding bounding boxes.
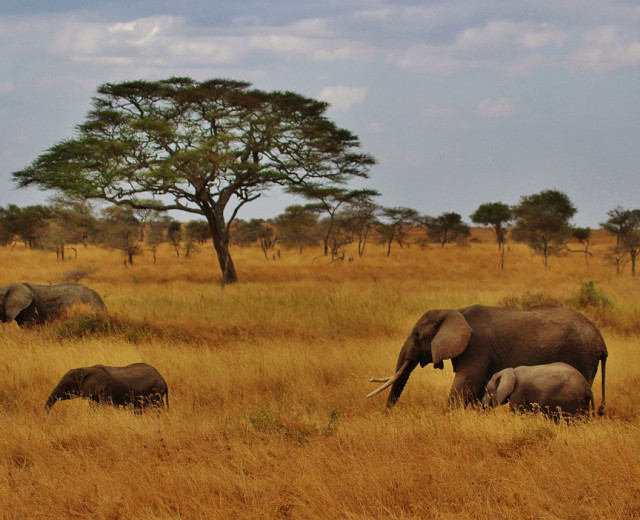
[385,359,419,408]
[44,384,68,411]
[44,392,58,411]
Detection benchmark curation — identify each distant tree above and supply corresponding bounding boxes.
[511,190,576,268]
[0,212,12,246]
[99,206,141,265]
[133,203,158,242]
[570,227,593,267]
[0,204,51,248]
[43,201,99,259]
[601,207,640,276]
[471,202,512,270]
[0,205,23,245]
[254,221,279,259]
[604,245,628,275]
[425,212,471,247]
[233,220,260,247]
[338,195,380,258]
[185,220,210,245]
[146,215,171,263]
[324,215,355,261]
[167,220,183,258]
[274,205,320,254]
[290,185,380,256]
[377,207,422,257]
[232,219,281,258]
[13,77,375,286]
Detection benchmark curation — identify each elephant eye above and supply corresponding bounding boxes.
[413,331,420,344]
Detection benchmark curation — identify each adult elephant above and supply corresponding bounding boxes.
[367,304,607,414]
[45,363,168,411]
[0,282,106,326]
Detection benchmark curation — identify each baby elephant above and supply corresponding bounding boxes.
[482,362,594,418]
[45,363,168,411]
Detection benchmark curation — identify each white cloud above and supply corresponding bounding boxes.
[41,14,376,68]
[476,97,515,118]
[318,85,367,111]
[388,20,567,77]
[567,25,640,73]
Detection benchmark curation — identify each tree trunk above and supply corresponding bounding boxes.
[215,239,238,287]
[203,207,238,286]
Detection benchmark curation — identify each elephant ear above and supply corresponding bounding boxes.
[496,368,517,405]
[430,311,472,365]
[5,284,33,322]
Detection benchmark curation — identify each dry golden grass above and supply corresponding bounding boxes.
[1,234,640,519]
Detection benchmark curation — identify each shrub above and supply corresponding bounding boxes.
[572,280,612,310]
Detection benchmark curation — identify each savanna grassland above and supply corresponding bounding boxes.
[1,230,640,519]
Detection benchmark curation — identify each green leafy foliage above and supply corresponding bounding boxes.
[13,77,375,284]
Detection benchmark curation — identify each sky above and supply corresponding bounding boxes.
[1,0,639,228]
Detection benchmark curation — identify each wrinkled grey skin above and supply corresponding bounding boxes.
[0,282,106,326]
[482,363,594,418]
[45,363,168,411]
[369,305,607,414]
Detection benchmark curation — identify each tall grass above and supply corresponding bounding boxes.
[1,233,639,518]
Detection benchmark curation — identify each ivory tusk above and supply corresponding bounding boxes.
[366,360,410,399]
[369,376,392,383]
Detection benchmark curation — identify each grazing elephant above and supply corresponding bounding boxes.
[45,363,168,411]
[0,282,106,326]
[367,305,607,414]
[481,363,594,418]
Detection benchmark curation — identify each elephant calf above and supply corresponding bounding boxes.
[45,363,168,411]
[482,362,594,418]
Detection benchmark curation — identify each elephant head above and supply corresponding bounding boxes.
[45,367,110,411]
[0,284,36,324]
[368,309,472,408]
[481,368,517,409]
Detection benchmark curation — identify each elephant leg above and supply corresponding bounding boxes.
[448,372,485,408]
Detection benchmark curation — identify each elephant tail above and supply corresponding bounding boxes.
[597,353,607,416]
[164,389,169,410]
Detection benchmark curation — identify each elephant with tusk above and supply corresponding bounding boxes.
[368,304,607,414]
[0,282,106,326]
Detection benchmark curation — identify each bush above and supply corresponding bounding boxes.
[572,280,612,310]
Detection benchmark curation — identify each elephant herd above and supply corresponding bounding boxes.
[0,282,168,411]
[1,282,608,419]
[367,304,607,418]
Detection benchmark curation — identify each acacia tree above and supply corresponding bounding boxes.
[184,220,210,244]
[99,206,141,265]
[471,202,512,270]
[425,212,470,247]
[377,206,422,257]
[274,205,319,254]
[146,214,170,263]
[290,185,379,256]
[511,189,576,269]
[43,201,99,260]
[339,196,379,258]
[570,227,593,267]
[13,77,375,286]
[601,207,640,276]
[0,204,51,248]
